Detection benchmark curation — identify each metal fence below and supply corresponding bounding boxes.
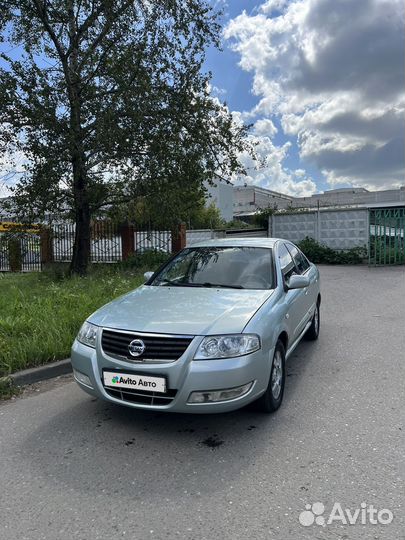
[0,232,42,272]
[53,222,123,263]
[136,230,172,253]
[369,208,405,265]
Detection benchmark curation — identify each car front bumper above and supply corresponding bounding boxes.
[70,336,273,413]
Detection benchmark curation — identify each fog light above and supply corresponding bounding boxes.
[188,382,253,404]
[73,369,93,389]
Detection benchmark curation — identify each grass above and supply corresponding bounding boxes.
[0,265,153,376]
[0,376,20,400]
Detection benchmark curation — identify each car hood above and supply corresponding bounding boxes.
[88,285,274,336]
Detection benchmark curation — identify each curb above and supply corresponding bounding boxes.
[10,358,73,387]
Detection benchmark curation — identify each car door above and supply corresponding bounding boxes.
[277,242,309,344]
[285,242,318,320]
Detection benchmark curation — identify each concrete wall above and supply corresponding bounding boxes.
[186,229,214,246]
[271,208,369,250]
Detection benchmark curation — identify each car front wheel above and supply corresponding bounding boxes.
[255,340,286,413]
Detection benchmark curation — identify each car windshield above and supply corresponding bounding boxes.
[150,246,274,290]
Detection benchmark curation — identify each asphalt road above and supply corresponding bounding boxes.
[1,265,404,540]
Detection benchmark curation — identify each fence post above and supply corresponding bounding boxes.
[9,237,22,272]
[269,215,275,237]
[316,209,321,242]
[171,223,186,253]
[40,228,53,266]
[120,224,136,260]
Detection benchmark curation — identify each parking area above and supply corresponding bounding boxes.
[0,265,404,540]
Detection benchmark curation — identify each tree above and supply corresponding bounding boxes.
[252,205,276,228]
[0,0,250,274]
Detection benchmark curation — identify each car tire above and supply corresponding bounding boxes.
[305,301,320,341]
[255,340,286,413]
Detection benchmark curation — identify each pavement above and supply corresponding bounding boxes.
[0,265,404,540]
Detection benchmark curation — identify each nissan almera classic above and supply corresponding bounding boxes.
[71,238,320,413]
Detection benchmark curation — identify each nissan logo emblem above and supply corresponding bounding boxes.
[128,338,146,357]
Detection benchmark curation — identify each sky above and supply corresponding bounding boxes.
[206,0,405,196]
[1,0,404,198]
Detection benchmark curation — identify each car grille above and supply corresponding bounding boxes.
[105,387,177,406]
[101,329,194,363]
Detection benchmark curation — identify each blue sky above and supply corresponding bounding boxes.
[1,0,403,198]
[204,0,404,195]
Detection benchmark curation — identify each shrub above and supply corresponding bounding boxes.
[298,237,367,264]
[0,376,19,400]
[118,249,170,271]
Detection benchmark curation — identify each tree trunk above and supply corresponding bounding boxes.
[69,102,91,274]
[70,186,91,276]
[67,11,91,276]
[69,108,92,275]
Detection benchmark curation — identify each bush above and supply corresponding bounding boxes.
[0,376,19,400]
[223,219,253,229]
[298,237,367,264]
[118,249,170,270]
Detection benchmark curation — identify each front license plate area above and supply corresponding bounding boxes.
[103,370,167,394]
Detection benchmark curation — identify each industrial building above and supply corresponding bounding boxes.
[233,185,405,216]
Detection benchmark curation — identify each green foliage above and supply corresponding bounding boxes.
[0,0,252,273]
[0,267,156,375]
[0,377,20,400]
[118,250,170,270]
[252,206,275,228]
[188,203,225,230]
[298,237,367,264]
[223,219,253,230]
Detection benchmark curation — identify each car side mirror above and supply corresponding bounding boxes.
[287,274,310,290]
[144,271,154,282]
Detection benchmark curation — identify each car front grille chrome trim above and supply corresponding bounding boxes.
[101,328,195,363]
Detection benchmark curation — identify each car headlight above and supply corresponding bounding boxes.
[194,334,260,360]
[77,321,99,348]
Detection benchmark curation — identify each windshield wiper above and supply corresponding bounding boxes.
[159,279,183,286]
[159,280,244,289]
[200,282,245,289]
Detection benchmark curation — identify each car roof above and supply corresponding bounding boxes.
[186,237,280,249]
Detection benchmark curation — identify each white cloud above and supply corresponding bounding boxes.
[253,118,278,137]
[225,0,405,189]
[234,131,317,196]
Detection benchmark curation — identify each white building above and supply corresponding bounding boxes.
[205,179,234,222]
[233,185,405,217]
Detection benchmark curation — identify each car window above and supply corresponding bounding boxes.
[278,243,296,284]
[151,246,275,290]
[286,243,310,274]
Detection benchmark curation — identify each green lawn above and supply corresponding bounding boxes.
[0,268,147,375]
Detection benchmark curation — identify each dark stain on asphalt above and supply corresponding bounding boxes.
[125,438,135,446]
[201,435,224,449]
[247,425,256,431]
[63,448,73,458]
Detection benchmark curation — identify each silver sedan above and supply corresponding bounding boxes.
[71,238,321,413]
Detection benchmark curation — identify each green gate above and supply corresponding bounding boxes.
[369,207,405,265]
